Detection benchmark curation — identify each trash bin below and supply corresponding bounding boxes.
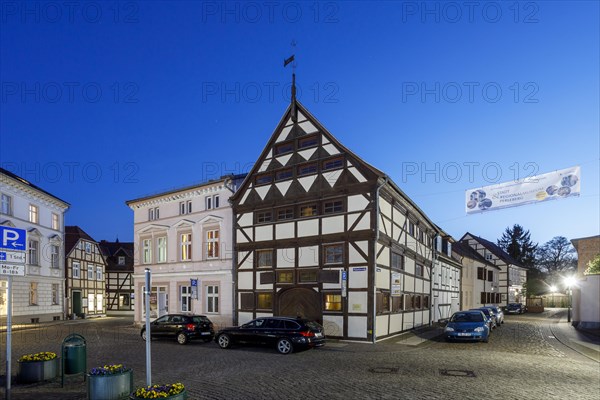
[62,334,86,375]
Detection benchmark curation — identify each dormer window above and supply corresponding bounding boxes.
[118,256,125,265]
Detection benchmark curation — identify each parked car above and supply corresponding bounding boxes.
[140,314,214,345]
[506,303,526,314]
[482,306,504,325]
[215,317,326,354]
[470,308,497,330]
[443,311,490,343]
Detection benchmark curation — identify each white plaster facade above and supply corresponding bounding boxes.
[127,177,238,328]
[0,168,69,323]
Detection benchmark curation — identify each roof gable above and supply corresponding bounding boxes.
[231,101,382,207]
[461,232,524,268]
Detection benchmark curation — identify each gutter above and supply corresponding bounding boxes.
[373,176,388,343]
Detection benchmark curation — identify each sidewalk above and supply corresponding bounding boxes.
[549,315,600,362]
[394,324,444,346]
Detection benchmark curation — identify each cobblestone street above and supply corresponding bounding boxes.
[2,310,598,399]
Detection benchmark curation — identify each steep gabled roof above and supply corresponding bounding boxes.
[452,240,500,270]
[65,226,96,255]
[461,232,525,268]
[230,100,384,203]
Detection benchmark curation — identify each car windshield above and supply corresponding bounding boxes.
[451,313,484,323]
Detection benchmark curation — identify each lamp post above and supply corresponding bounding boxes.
[564,276,576,323]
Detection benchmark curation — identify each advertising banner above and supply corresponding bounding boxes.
[466,166,580,214]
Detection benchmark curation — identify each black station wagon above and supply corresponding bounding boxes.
[215,317,326,354]
[141,313,214,345]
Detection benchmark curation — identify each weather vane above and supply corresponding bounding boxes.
[284,40,298,122]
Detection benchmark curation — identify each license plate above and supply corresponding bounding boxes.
[200,332,211,335]
[457,333,472,337]
[315,332,323,338]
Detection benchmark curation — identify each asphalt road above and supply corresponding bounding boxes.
[1,310,598,399]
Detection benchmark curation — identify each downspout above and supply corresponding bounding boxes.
[225,177,238,326]
[373,176,388,344]
[431,237,437,326]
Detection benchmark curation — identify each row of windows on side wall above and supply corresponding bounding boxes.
[148,195,221,221]
[26,282,61,306]
[141,230,220,263]
[1,195,62,230]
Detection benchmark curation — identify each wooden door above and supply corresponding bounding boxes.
[277,288,322,324]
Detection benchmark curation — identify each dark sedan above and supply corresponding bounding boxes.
[215,317,326,354]
[141,314,214,345]
[505,303,527,314]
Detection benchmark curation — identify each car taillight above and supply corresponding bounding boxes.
[299,330,315,337]
[186,323,195,331]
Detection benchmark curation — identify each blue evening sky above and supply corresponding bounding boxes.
[1,1,598,247]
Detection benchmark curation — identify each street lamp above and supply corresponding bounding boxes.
[564,276,576,323]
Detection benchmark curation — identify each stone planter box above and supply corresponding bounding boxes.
[17,358,59,383]
[87,369,133,400]
[130,389,187,400]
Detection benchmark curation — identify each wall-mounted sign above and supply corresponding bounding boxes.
[391,272,402,296]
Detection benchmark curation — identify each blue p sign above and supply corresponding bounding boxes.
[0,226,26,251]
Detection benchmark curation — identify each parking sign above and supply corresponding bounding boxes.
[0,226,27,251]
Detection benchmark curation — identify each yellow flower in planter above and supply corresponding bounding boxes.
[133,382,185,398]
[18,352,57,362]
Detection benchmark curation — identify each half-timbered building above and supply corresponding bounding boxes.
[231,98,440,342]
[431,234,462,322]
[99,240,134,316]
[460,233,527,306]
[65,226,107,318]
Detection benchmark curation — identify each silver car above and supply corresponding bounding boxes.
[483,306,504,325]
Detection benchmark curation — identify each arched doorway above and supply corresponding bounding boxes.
[277,287,322,324]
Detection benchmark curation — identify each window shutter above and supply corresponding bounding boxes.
[376,292,383,314]
[259,272,275,284]
[318,270,340,283]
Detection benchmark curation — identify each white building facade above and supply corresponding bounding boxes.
[460,233,526,306]
[431,236,462,322]
[0,168,69,323]
[127,177,240,328]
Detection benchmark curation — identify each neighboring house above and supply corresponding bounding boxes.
[65,226,107,318]
[460,233,527,306]
[99,240,134,316]
[452,240,501,310]
[230,99,441,342]
[571,235,600,329]
[126,175,243,328]
[0,168,70,323]
[431,234,462,322]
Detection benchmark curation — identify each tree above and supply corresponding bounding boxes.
[535,236,577,283]
[584,254,600,275]
[497,224,537,268]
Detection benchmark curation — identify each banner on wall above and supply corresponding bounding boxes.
[465,166,580,214]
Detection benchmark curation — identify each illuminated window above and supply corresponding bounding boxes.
[180,233,192,261]
[257,293,273,309]
[299,270,318,283]
[29,204,39,223]
[300,205,317,217]
[157,237,167,263]
[206,230,219,259]
[52,213,60,230]
[143,239,152,264]
[324,294,342,311]
[277,270,294,283]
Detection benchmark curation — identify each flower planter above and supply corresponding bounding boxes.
[130,389,187,399]
[87,369,133,400]
[17,358,59,383]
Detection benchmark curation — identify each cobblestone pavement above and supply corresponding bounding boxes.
[1,310,598,399]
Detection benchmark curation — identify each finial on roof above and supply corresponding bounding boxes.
[284,40,298,123]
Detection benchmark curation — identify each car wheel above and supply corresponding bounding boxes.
[277,338,293,354]
[177,332,188,345]
[483,336,489,343]
[217,334,231,349]
[141,330,148,341]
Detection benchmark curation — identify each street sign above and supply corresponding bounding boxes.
[191,279,198,299]
[0,226,27,251]
[0,264,25,276]
[0,250,26,264]
[341,270,347,298]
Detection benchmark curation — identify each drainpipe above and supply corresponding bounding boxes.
[225,177,238,326]
[431,237,437,326]
[373,176,388,344]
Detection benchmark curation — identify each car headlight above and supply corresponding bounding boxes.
[445,327,454,332]
[474,327,484,332]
